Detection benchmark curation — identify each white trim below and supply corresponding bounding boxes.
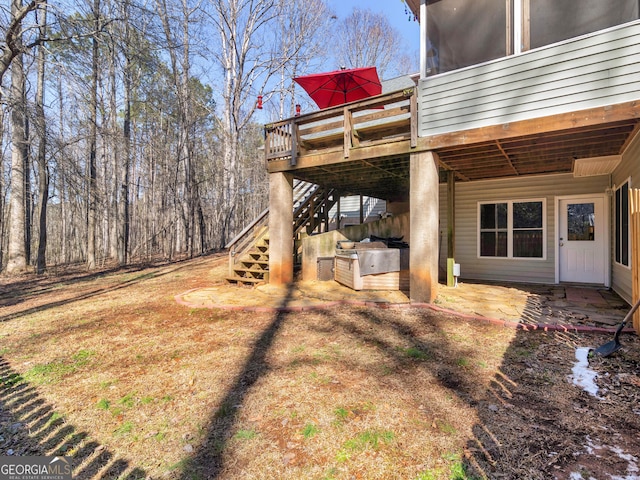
[477,198,547,260]
[513,0,523,54]
[614,178,632,271]
[554,193,610,287]
[420,0,427,79]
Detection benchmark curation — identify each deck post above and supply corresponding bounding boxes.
[410,151,439,303]
[269,172,294,285]
[447,171,456,287]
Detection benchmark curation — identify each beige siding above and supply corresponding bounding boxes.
[420,21,640,136]
[439,174,609,284]
[611,132,640,302]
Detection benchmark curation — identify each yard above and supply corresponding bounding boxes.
[1,254,639,479]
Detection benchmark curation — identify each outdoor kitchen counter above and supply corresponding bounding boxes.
[334,242,409,291]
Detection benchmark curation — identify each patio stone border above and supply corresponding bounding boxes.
[175,289,635,336]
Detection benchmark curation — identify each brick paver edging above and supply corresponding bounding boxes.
[175,289,635,336]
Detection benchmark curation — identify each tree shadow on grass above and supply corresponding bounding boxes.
[180,283,296,479]
[0,255,219,324]
[0,358,146,480]
[177,281,640,478]
[179,292,501,478]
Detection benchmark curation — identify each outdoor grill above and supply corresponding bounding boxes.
[334,240,409,291]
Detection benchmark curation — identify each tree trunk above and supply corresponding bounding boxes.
[86,0,100,270]
[6,0,27,274]
[35,1,48,274]
[23,113,31,264]
[0,105,5,268]
[118,0,132,265]
[108,27,119,261]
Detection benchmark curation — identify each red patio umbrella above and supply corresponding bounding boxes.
[293,66,382,110]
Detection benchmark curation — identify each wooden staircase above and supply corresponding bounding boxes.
[226,227,270,286]
[225,181,337,286]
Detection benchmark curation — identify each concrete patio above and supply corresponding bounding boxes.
[176,278,632,332]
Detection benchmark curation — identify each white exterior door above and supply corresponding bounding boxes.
[558,196,606,284]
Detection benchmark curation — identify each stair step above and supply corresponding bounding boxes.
[242,259,268,265]
[225,276,265,285]
[234,267,268,275]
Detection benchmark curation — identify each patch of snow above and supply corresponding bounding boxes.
[584,435,602,455]
[569,473,597,480]
[580,436,640,480]
[609,445,640,480]
[570,347,601,398]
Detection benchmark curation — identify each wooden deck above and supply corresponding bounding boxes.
[265,88,418,169]
[264,82,640,202]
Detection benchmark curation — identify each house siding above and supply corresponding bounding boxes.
[438,174,609,284]
[327,196,386,228]
[419,20,640,136]
[611,132,640,303]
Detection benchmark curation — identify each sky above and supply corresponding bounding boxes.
[325,0,421,55]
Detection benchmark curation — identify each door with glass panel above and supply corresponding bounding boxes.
[558,197,605,284]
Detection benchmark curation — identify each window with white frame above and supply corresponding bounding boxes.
[615,180,630,267]
[479,200,545,258]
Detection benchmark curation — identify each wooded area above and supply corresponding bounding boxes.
[0,0,414,274]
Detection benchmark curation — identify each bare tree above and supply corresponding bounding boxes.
[117,0,133,265]
[6,0,28,274]
[155,0,194,257]
[0,0,45,88]
[0,0,351,273]
[86,0,100,270]
[273,0,332,119]
[208,0,283,245]
[35,0,48,274]
[335,7,413,79]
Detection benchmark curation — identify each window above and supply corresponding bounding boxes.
[567,203,595,241]
[479,200,544,258]
[528,0,639,50]
[425,0,508,75]
[423,0,639,77]
[615,181,630,267]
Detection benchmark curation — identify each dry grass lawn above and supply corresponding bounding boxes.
[1,254,639,480]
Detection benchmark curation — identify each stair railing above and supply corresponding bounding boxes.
[225,209,270,277]
[226,180,327,279]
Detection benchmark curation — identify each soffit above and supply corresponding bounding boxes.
[405,0,420,19]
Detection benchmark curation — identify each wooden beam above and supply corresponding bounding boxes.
[410,88,418,148]
[290,119,297,166]
[267,139,413,173]
[522,0,530,51]
[344,107,353,159]
[495,139,519,175]
[418,101,640,151]
[437,158,470,182]
[618,122,640,154]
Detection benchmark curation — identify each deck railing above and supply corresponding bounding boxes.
[265,87,418,166]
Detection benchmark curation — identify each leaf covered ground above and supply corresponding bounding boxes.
[0,254,639,479]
